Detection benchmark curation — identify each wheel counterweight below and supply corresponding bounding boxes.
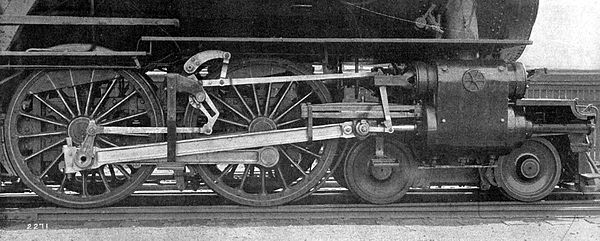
[495,138,562,202]
[185,59,338,206]
[4,69,162,208]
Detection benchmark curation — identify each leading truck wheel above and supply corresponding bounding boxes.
[495,138,561,202]
[344,137,416,204]
[4,69,162,208]
[185,59,338,206]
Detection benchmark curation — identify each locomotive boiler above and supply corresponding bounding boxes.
[1,0,599,208]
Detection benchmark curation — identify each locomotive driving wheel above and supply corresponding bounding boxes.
[344,137,416,204]
[185,59,338,206]
[495,138,561,202]
[4,69,162,208]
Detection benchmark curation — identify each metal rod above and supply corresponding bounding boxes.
[204,72,373,87]
[140,36,531,45]
[531,124,591,134]
[0,16,179,26]
[92,123,353,165]
[418,165,498,169]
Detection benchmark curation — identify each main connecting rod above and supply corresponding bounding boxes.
[63,122,417,173]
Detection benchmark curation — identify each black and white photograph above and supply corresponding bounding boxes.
[1,0,599,240]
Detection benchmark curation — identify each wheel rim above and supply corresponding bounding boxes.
[344,137,415,204]
[495,138,561,202]
[5,69,162,208]
[332,158,349,189]
[185,59,337,206]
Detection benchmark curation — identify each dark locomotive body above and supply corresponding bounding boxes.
[1,0,599,208]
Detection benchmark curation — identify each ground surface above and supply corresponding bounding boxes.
[1,217,600,241]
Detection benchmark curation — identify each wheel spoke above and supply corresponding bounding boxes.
[18,131,67,139]
[58,175,67,193]
[269,82,294,119]
[98,167,112,193]
[91,78,118,118]
[39,153,63,179]
[216,164,235,183]
[276,165,289,190]
[279,147,308,177]
[81,172,88,197]
[276,118,302,128]
[108,165,117,182]
[232,85,256,119]
[288,144,322,159]
[70,70,82,116]
[264,83,272,116]
[252,84,262,116]
[95,91,137,122]
[24,139,64,162]
[85,82,94,116]
[115,165,131,179]
[260,168,267,195]
[97,136,119,147]
[46,73,76,118]
[209,93,252,123]
[238,164,252,191]
[274,91,313,122]
[55,89,76,118]
[217,118,249,128]
[99,111,148,126]
[31,93,70,122]
[19,112,68,127]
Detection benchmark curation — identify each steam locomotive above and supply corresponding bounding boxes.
[1,0,598,208]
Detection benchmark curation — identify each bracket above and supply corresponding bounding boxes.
[188,88,219,135]
[184,50,231,77]
[378,86,394,133]
[371,136,399,168]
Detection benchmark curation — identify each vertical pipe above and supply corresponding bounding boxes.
[445,0,479,59]
[90,0,96,45]
[354,57,359,100]
[445,0,478,39]
[166,74,177,163]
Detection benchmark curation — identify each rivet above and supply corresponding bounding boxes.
[441,119,446,123]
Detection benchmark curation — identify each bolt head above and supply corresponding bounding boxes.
[343,125,353,135]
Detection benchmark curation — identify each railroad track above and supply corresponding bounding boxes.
[3,188,600,208]
[2,200,600,230]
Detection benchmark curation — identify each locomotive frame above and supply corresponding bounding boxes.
[1,0,600,208]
